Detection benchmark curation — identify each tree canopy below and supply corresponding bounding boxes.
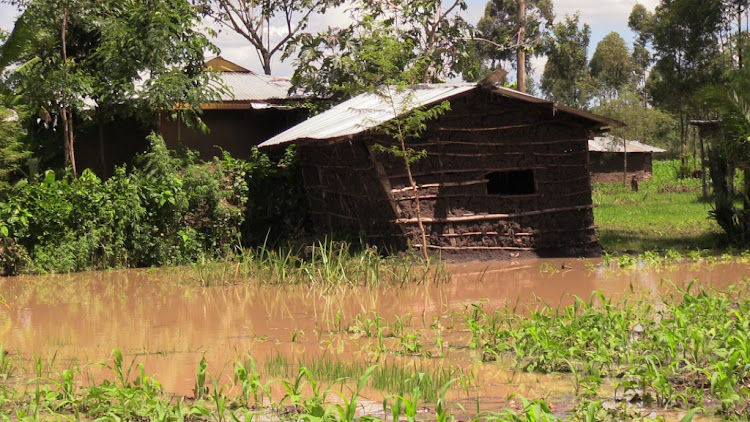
[288,0,473,101]
[589,32,634,102]
[540,13,591,109]
[0,0,225,175]
[474,0,554,81]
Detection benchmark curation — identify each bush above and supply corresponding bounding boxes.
[0,134,256,274]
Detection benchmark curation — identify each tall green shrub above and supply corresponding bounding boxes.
[0,134,250,274]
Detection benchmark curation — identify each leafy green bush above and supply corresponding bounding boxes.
[0,134,255,274]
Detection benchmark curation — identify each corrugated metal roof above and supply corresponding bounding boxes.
[261,84,476,147]
[214,72,297,102]
[589,135,667,153]
[260,83,622,148]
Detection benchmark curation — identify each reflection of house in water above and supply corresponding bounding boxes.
[160,57,309,160]
[261,83,622,257]
[588,134,667,183]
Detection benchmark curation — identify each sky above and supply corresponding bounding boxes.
[0,0,660,79]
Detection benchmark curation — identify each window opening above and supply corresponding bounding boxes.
[485,170,536,195]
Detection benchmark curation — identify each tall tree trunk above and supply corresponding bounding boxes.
[68,108,76,178]
[517,0,526,93]
[739,4,744,70]
[60,4,77,178]
[262,52,272,75]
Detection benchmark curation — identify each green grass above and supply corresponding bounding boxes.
[593,159,725,252]
[186,239,450,287]
[264,352,462,403]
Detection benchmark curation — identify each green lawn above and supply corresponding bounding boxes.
[593,160,725,252]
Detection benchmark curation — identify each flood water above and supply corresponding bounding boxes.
[0,257,748,417]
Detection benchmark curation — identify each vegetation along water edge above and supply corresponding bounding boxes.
[1,280,748,420]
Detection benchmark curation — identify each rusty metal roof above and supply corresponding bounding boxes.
[259,83,622,148]
[588,135,667,153]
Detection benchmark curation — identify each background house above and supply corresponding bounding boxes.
[261,83,622,257]
[588,135,667,183]
[160,57,309,159]
[76,57,310,177]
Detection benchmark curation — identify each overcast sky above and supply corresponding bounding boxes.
[1,0,659,79]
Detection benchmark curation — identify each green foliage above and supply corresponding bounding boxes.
[1,0,225,172]
[591,90,679,154]
[0,134,249,274]
[240,145,308,246]
[469,282,750,416]
[288,0,472,101]
[589,32,635,101]
[0,104,30,187]
[474,0,554,72]
[699,82,750,243]
[593,159,722,252]
[540,13,593,109]
[628,0,727,149]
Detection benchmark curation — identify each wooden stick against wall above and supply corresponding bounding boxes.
[412,244,536,251]
[391,179,487,193]
[436,123,535,132]
[366,144,408,236]
[393,205,594,224]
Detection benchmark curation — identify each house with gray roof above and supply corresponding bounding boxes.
[160,57,309,159]
[588,135,667,183]
[260,83,623,257]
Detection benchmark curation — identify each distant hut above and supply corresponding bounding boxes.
[76,57,310,177]
[588,135,666,183]
[260,83,622,257]
[160,57,309,159]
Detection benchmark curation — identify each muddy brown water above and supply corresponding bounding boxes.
[0,258,748,419]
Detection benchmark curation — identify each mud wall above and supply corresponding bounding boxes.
[589,151,653,183]
[299,141,407,248]
[300,89,600,255]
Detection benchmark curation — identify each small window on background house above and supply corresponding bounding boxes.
[485,170,536,195]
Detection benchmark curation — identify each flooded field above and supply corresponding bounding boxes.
[1,257,749,420]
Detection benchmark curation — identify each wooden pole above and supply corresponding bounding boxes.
[517,0,526,93]
[700,135,707,200]
[623,137,627,187]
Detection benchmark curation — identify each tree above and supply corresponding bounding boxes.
[540,13,592,109]
[591,90,679,153]
[0,104,30,187]
[288,0,473,101]
[700,81,750,243]
[629,0,726,158]
[589,32,634,102]
[475,0,553,87]
[199,0,340,75]
[1,0,225,176]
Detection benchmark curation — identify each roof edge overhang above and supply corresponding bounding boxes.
[260,83,626,149]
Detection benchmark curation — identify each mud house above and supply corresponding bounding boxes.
[260,83,623,256]
[588,135,667,183]
[160,57,308,159]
